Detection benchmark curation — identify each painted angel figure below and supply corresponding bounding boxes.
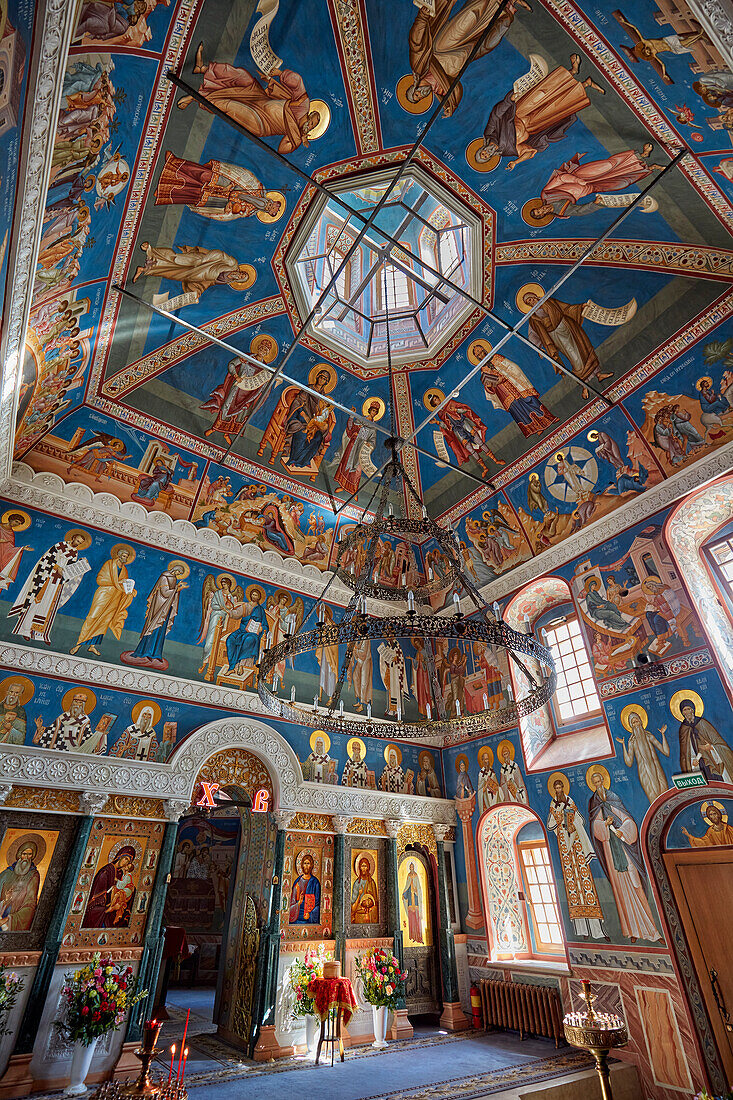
[265,590,304,684]
[197,573,243,672]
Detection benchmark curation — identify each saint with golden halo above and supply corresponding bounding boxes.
[111,699,163,762]
[302,729,336,784]
[617,703,670,804]
[0,675,34,746]
[343,736,370,788]
[153,150,287,223]
[202,334,279,444]
[259,363,337,480]
[33,685,98,753]
[120,560,189,672]
[455,752,475,799]
[681,800,733,847]
[72,542,137,657]
[9,528,92,645]
[477,744,500,812]
[0,508,32,593]
[351,849,379,924]
[469,338,557,438]
[546,770,605,937]
[671,689,733,784]
[333,395,386,496]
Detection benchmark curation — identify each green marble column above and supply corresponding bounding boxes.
[332,816,349,966]
[252,812,289,1060]
[434,830,459,1004]
[15,802,97,1054]
[126,815,180,1042]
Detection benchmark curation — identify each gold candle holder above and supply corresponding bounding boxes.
[563,980,628,1100]
[119,1020,164,1098]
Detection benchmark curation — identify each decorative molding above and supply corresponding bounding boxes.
[164,799,191,822]
[384,819,402,839]
[332,814,351,834]
[101,795,167,820]
[0,0,78,484]
[0,784,13,806]
[0,952,42,967]
[5,464,395,611]
[398,821,437,858]
[347,817,387,836]
[57,948,144,964]
[287,812,334,833]
[433,823,450,843]
[687,0,733,71]
[275,810,295,831]
[3,785,80,813]
[79,792,109,817]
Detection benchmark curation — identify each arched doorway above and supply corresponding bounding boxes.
[163,747,277,1053]
[398,845,441,1018]
[643,785,733,1095]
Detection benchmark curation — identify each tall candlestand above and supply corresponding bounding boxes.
[562,980,628,1100]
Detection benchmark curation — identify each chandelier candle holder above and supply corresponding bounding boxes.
[258,438,555,741]
[563,980,629,1100]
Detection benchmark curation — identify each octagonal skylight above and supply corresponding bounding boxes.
[284,165,483,368]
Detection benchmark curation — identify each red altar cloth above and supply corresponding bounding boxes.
[307,976,358,1024]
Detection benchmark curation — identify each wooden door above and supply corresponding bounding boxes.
[399,850,440,1016]
[664,850,733,1081]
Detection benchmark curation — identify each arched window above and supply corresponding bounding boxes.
[477,804,567,965]
[505,578,612,770]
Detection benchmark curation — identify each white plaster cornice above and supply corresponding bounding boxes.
[0,717,457,825]
[0,0,78,482]
[5,464,398,610]
[687,0,733,71]
[0,639,444,746]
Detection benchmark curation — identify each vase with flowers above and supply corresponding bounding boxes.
[289,945,332,1053]
[0,964,24,1038]
[56,953,146,1096]
[355,948,407,1050]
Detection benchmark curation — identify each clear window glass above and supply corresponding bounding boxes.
[543,616,601,724]
[519,842,564,953]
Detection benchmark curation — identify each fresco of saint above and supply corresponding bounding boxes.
[201,337,278,445]
[351,853,379,924]
[424,387,503,475]
[547,772,605,939]
[682,801,733,847]
[82,842,139,929]
[71,544,136,656]
[9,529,91,644]
[468,341,557,437]
[120,561,189,671]
[132,242,256,301]
[289,851,321,924]
[259,366,337,481]
[0,832,52,932]
[154,151,285,222]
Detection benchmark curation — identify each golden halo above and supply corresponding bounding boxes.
[64,528,92,550]
[229,264,257,291]
[62,686,97,713]
[1,509,30,531]
[423,386,445,409]
[455,752,470,773]
[467,338,492,365]
[309,362,338,393]
[620,703,648,732]
[353,849,375,877]
[7,831,47,865]
[396,73,433,114]
[362,395,386,421]
[695,376,713,391]
[497,739,515,763]
[250,334,279,363]
[110,837,142,866]
[521,197,554,228]
[466,137,500,173]
[548,771,570,798]
[702,800,728,824]
[0,675,35,706]
[131,699,162,728]
[216,572,237,590]
[586,764,611,791]
[168,560,191,579]
[478,745,494,768]
[516,283,545,314]
[310,729,331,753]
[587,430,599,443]
[347,736,366,760]
[384,742,402,765]
[296,848,317,875]
[245,583,266,604]
[110,543,136,563]
[670,689,704,722]
[419,750,435,769]
[273,589,292,606]
[306,99,331,139]
[84,176,96,192]
[257,190,287,223]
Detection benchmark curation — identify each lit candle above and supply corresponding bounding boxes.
[426,703,431,720]
[179,1047,188,1083]
[397,705,402,721]
[318,603,325,623]
[483,693,488,709]
[428,567,433,581]
[455,700,461,717]
[177,1009,189,1080]
[408,590,415,613]
[168,1045,176,1084]
[339,700,344,717]
[291,685,296,702]
[273,674,280,692]
[367,703,372,719]
[313,696,318,711]
[453,592,460,611]
[388,502,393,516]
[492,600,501,619]
[507,683,513,701]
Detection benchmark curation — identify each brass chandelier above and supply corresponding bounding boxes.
[257,441,556,740]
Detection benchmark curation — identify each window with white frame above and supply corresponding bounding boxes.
[377,261,413,313]
[708,534,733,594]
[518,841,564,955]
[542,614,600,725]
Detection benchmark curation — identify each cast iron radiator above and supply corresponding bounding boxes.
[478,978,563,1047]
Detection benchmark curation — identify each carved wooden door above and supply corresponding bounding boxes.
[230,895,260,1048]
[399,850,441,1016]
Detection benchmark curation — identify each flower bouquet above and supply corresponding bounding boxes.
[694,1090,733,1099]
[0,964,24,1036]
[58,954,147,1095]
[289,945,332,1019]
[355,948,406,1009]
[355,948,407,1051]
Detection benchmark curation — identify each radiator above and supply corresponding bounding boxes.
[478,978,563,1047]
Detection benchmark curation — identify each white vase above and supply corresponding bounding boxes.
[371,1005,388,1049]
[64,1038,97,1096]
[305,1014,319,1053]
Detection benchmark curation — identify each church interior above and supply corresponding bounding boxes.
[2,0,733,1097]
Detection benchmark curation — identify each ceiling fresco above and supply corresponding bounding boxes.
[12,0,733,585]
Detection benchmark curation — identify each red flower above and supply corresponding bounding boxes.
[120,981,127,990]
[81,1007,89,1016]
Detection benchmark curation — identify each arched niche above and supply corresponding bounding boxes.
[476,803,568,966]
[665,476,733,694]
